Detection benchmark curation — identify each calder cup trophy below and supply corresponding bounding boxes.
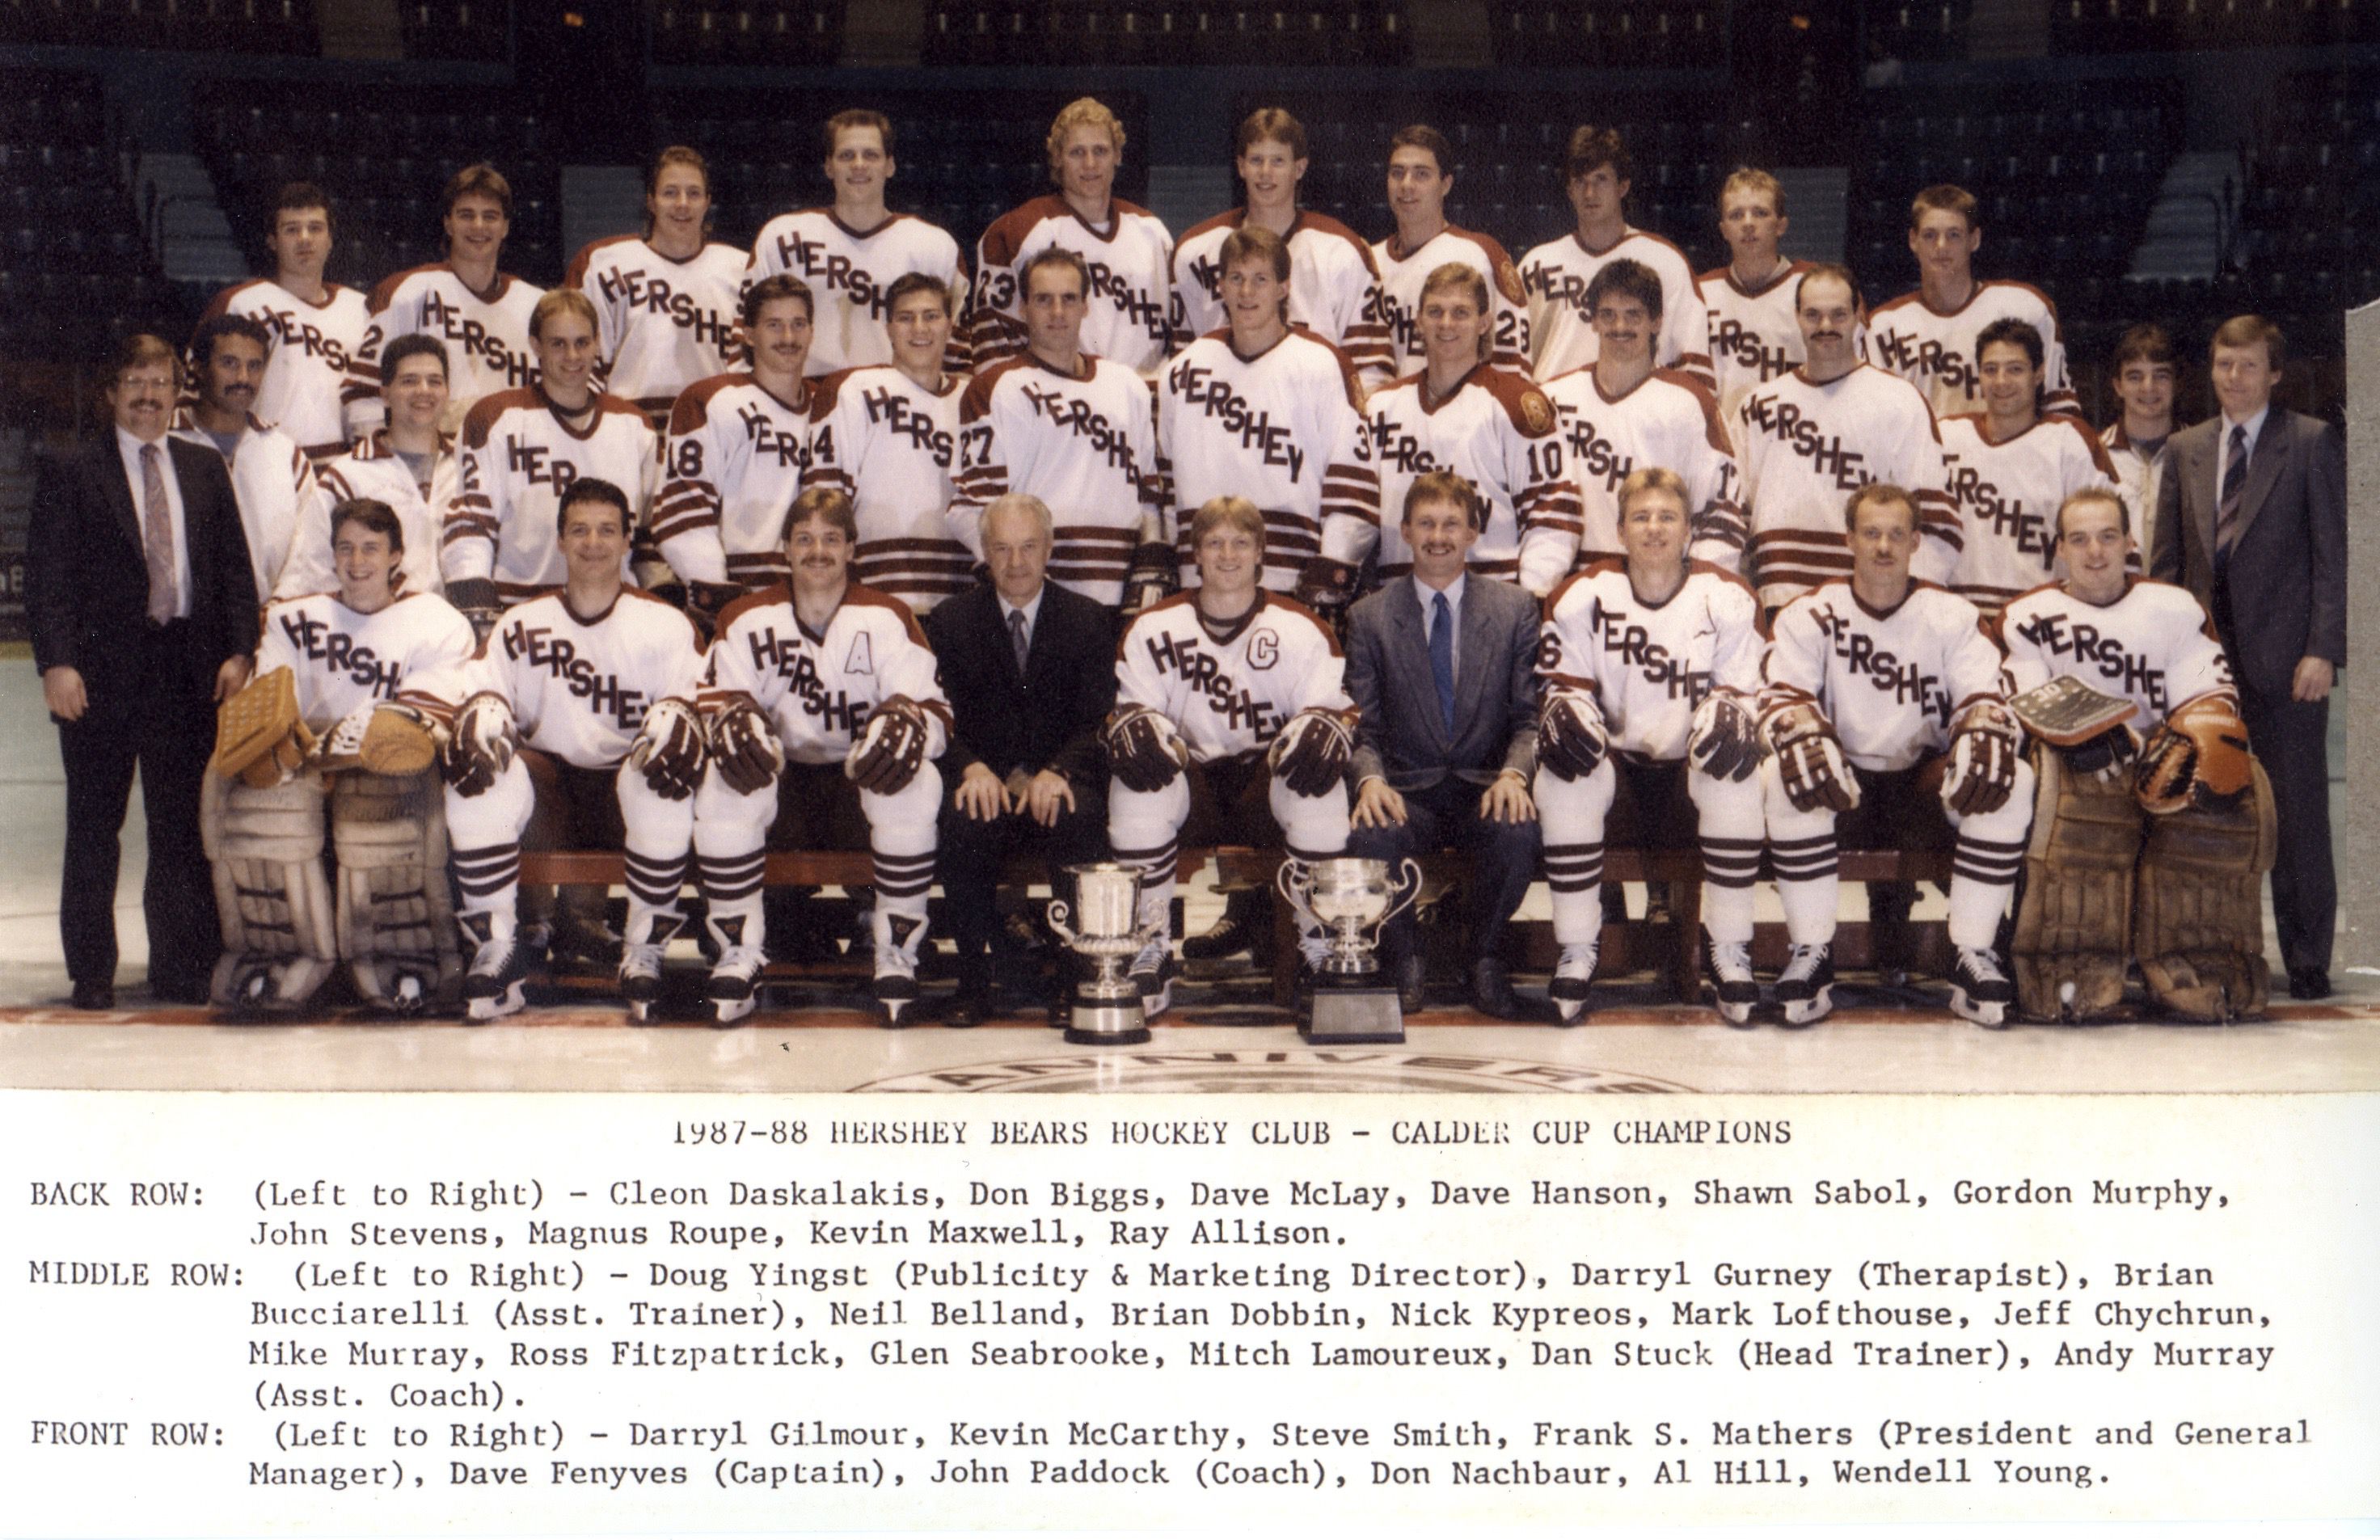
[1045,863,1155,1046]
[1277,855,1423,1043]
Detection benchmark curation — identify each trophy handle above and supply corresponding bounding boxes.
[1369,857,1425,947]
[1044,898,1078,947]
[1275,859,1321,932]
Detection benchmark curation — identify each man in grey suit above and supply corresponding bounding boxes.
[2150,315,2346,999]
[1344,471,1542,1018]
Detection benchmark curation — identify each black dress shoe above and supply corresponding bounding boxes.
[1468,958,1521,1020]
[70,981,115,1011]
[2289,968,2331,1001]
[1391,953,1428,1015]
[944,987,994,1027]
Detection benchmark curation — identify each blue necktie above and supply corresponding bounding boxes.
[1429,592,1455,736]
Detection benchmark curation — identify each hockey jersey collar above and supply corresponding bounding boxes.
[824,208,905,242]
[1023,350,1097,384]
[437,260,521,306]
[1566,226,1642,260]
[1715,259,1799,299]
[1192,589,1268,646]
[1417,361,1491,414]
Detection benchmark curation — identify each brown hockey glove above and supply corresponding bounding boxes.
[1767,702,1859,813]
[1941,701,2020,816]
[1688,693,1761,783]
[845,695,931,795]
[2062,722,2142,783]
[1268,706,1359,800]
[630,698,707,801]
[441,692,516,797]
[1535,687,1607,783]
[685,580,743,640]
[708,697,784,796]
[2137,694,2255,816]
[1102,703,1188,794]
[1120,541,1180,621]
[1292,557,1358,628]
[445,576,504,646]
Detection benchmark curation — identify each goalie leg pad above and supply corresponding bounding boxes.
[333,770,462,1011]
[201,768,339,1011]
[2133,758,2277,1023]
[2011,748,2142,1023]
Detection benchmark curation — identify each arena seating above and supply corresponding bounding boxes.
[2239,70,2378,349]
[919,0,1407,66]
[2047,0,2378,53]
[649,0,850,65]
[1485,0,1727,70]
[1,0,317,53]
[1863,0,1977,63]
[399,0,513,61]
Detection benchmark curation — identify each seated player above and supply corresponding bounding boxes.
[1759,483,2031,1027]
[694,486,951,1026]
[438,479,708,1022]
[1105,496,1356,1019]
[1998,487,2270,1023]
[281,334,455,600]
[1534,468,1766,1024]
[204,498,473,1014]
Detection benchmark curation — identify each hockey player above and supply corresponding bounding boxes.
[1999,487,2268,1023]
[1371,124,1530,382]
[445,289,659,640]
[1344,262,1576,594]
[1521,126,1711,387]
[1159,225,1378,610]
[438,478,709,1022]
[1541,258,1741,573]
[1942,317,2119,618]
[1702,167,1812,427]
[970,98,1173,377]
[1104,495,1355,1019]
[1759,483,2032,1027]
[1864,184,2077,419]
[694,486,951,1025]
[748,110,972,379]
[951,248,1166,609]
[346,164,545,430]
[1735,264,1957,610]
[282,335,454,600]
[206,497,473,1014]
[1171,108,1390,378]
[1534,467,1767,1024]
[566,146,745,426]
[193,181,369,462]
[652,274,820,616]
[2101,323,2178,556]
[175,314,319,601]
[802,272,968,613]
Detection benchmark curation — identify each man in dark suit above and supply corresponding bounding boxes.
[1344,472,1542,1018]
[926,492,1117,1024]
[2150,314,2346,999]
[28,335,260,1009]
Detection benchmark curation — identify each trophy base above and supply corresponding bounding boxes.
[1302,980,1406,1045]
[1064,998,1151,1047]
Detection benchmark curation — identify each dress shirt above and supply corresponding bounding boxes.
[1000,584,1045,652]
[114,425,192,620]
[1414,569,1466,682]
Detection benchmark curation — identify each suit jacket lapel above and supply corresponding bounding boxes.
[1389,581,1445,749]
[2188,427,2219,560]
[2232,415,2291,546]
[1453,584,1497,739]
[102,441,142,553]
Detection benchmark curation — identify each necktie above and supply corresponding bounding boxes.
[140,444,176,626]
[1429,592,1455,736]
[1008,608,1030,675]
[2216,424,2248,555]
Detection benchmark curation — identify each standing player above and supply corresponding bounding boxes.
[1701,167,1812,427]
[346,164,545,431]
[1520,126,1711,387]
[174,314,319,601]
[438,479,709,1022]
[1370,125,1529,382]
[194,182,369,462]
[444,290,658,640]
[1170,108,1389,378]
[1541,259,1742,573]
[1532,468,1767,1024]
[1759,483,2030,1027]
[803,273,968,613]
[969,98,1173,377]
[1864,184,2077,418]
[1347,263,1576,594]
[566,146,745,426]
[1941,317,2119,618]
[950,249,1165,609]
[748,110,971,379]
[1104,496,1355,1019]
[281,335,455,600]
[2101,323,2177,555]
[694,487,952,1026]
[1735,264,1956,610]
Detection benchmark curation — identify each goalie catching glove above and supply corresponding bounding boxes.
[708,697,784,795]
[1941,700,2021,816]
[1536,686,1607,783]
[211,666,317,789]
[1268,706,1359,799]
[1688,692,1760,783]
[1102,703,1188,794]
[845,695,933,795]
[629,698,707,800]
[2136,694,2256,816]
[316,701,441,778]
[1766,701,1860,813]
[441,693,516,797]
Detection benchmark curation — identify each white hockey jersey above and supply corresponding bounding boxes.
[1519,229,1712,388]
[803,365,968,611]
[566,235,745,419]
[1542,365,1743,572]
[950,352,1161,606]
[1700,259,1811,429]
[746,209,972,378]
[1538,559,1766,762]
[1169,209,1390,378]
[1997,577,2234,732]
[1163,328,1378,593]
[1354,365,1578,593]
[1369,226,1530,382]
[446,389,660,601]
[451,589,708,770]
[1113,590,1350,763]
[195,277,370,459]
[1762,578,2004,771]
[1733,364,1958,610]
[347,263,545,421]
[1940,412,2120,617]
[281,431,455,600]
[1863,281,2077,419]
[652,373,815,593]
[969,196,1175,376]
[171,409,319,600]
[254,589,475,732]
[701,583,952,766]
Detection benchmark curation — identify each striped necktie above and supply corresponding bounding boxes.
[2216,423,2248,555]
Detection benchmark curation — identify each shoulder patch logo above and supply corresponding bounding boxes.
[844,632,875,676]
[1495,259,1525,303]
[1520,390,1554,436]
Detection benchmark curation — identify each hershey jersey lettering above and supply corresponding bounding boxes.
[1738,391,1867,487]
[1810,608,1948,716]
[1019,381,1143,473]
[1945,460,2056,564]
[1563,416,1635,495]
[502,619,651,730]
[505,438,579,493]
[2008,610,2168,710]
[1589,596,1711,702]
[1871,332,1975,396]
[276,611,403,697]
[1163,360,1307,482]
[859,386,955,466]
[737,399,811,470]
[742,628,871,736]
[423,291,536,389]
[1141,628,1285,739]
[593,266,737,350]
[771,230,900,321]
[257,309,354,373]
[1711,316,1791,382]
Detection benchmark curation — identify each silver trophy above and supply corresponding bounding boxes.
[1277,855,1424,1043]
[1045,863,1154,1046]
